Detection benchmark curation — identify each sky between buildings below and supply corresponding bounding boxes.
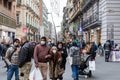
[43,0,67,33]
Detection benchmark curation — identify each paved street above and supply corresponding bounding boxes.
[0,56,120,80]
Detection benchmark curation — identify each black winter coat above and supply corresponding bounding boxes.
[19,41,32,67]
[58,48,68,69]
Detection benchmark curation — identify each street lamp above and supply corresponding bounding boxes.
[47,12,57,43]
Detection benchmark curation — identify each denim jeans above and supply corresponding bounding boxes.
[105,51,110,62]
[7,65,19,80]
[71,65,79,80]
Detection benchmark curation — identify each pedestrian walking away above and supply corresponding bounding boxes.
[69,42,81,80]
[104,40,112,62]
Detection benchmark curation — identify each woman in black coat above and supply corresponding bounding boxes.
[57,42,68,80]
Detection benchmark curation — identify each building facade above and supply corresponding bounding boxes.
[16,0,40,41]
[48,21,53,38]
[0,0,16,42]
[63,0,120,45]
[39,0,49,38]
[62,0,82,42]
[81,0,101,44]
[100,0,120,45]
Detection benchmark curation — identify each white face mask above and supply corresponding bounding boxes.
[48,42,51,44]
[53,50,57,53]
[41,41,46,45]
[58,45,62,48]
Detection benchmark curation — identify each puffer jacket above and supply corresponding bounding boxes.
[70,46,81,65]
[19,41,32,67]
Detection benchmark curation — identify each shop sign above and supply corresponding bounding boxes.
[22,28,28,33]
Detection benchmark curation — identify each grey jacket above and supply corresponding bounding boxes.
[5,45,19,66]
[70,46,81,65]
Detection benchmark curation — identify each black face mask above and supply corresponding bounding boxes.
[15,45,19,47]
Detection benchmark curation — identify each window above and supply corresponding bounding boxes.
[29,15,30,24]
[26,0,29,5]
[16,14,20,24]
[8,32,11,37]
[0,0,2,4]
[8,2,12,10]
[3,0,7,8]
[17,0,21,4]
[26,13,28,23]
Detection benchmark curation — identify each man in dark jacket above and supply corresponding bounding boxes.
[104,40,112,62]
[90,42,97,60]
[19,35,32,80]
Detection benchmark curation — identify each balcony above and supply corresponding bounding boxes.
[0,12,16,28]
[82,12,101,30]
[26,23,37,32]
[0,5,15,19]
[17,0,21,7]
[69,0,81,23]
[81,0,93,12]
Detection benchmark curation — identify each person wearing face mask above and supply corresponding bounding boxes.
[57,42,68,80]
[5,38,20,80]
[34,36,51,80]
[49,46,62,80]
[47,39,53,47]
[67,39,74,50]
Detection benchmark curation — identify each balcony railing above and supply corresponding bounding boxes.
[17,0,21,6]
[0,5,15,19]
[26,23,38,30]
[82,12,101,28]
[0,12,16,28]
[68,0,81,23]
[81,0,93,11]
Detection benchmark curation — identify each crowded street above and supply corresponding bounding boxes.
[1,56,120,80]
[1,0,120,80]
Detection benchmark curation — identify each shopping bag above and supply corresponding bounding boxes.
[115,51,120,61]
[29,68,43,80]
[89,60,95,71]
[67,56,73,65]
[112,51,116,61]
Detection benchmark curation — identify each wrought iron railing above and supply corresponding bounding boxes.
[0,12,16,27]
[82,12,100,28]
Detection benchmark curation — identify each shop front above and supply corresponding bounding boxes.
[0,25,16,42]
